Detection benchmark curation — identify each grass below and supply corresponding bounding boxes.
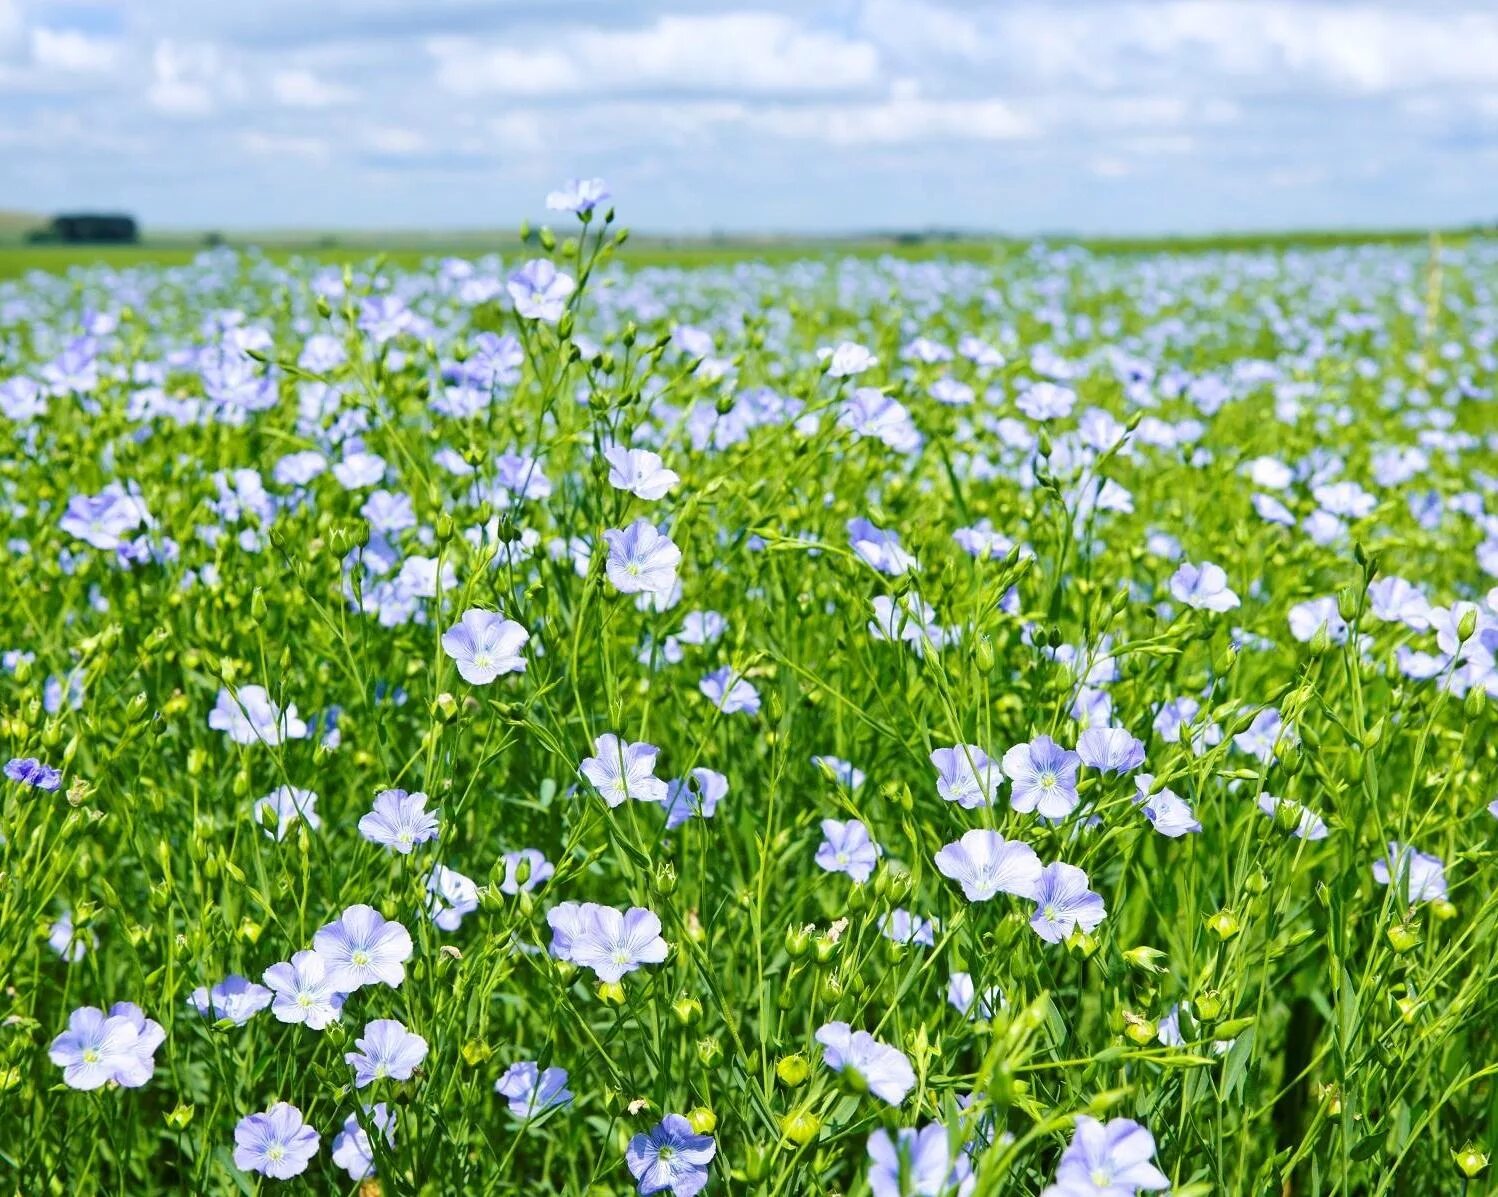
[0,211,1495,1195]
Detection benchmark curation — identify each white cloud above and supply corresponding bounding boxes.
[271,68,355,108]
[428,12,881,97]
[240,130,331,162]
[30,27,117,72]
[147,40,239,117]
[362,125,426,155]
[754,82,1037,145]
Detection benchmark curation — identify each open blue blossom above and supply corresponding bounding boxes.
[507,259,575,323]
[547,902,669,982]
[626,1113,717,1197]
[49,1003,165,1090]
[498,849,555,894]
[312,904,414,991]
[546,177,610,214]
[815,1022,916,1105]
[1075,728,1146,774]
[209,684,307,746]
[263,949,345,1029]
[188,975,273,1026]
[346,1018,429,1087]
[358,788,440,854]
[1372,842,1448,903]
[251,786,320,841]
[580,733,670,806]
[867,1123,975,1197]
[426,863,480,930]
[1003,736,1082,819]
[699,666,760,715]
[848,517,918,575]
[233,1103,320,1180]
[604,519,682,596]
[441,608,530,683]
[930,744,1002,808]
[1030,862,1107,943]
[1169,561,1240,612]
[331,1104,396,1181]
[948,972,1002,1021]
[605,444,680,500]
[880,908,937,947]
[662,768,728,830]
[819,341,878,377]
[934,830,1043,902]
[4,756,61,790]
[1041,1116,1169,1196]
[1133,776,1202,838]
[816,818,881,883]
[495,1061,573,1118]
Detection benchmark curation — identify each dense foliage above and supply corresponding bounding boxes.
[1,190,1496,1195]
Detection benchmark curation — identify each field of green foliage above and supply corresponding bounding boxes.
[1,186,1496,1195]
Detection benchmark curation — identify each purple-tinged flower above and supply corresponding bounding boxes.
[498,849,554,895]
[1372,842,1448,904]
[1041,1115,1169,1196]
[930,745,1001,808]
[508,259,575,323]
[312,904,414,991]
[580,733,670,806]
[1139,788,1202,838]
[1288,597,1348,644]
[812,755,865,789]
[263,949,345,1029]
[251,786,320,841]
[331,1103,396,1181]
[699,667,760,715]
[604,519,681,596]
[839,388,920,452]
[1029,862,1107,944]
[209,684,307,746]
[880,908,937,947]
[819,341,877,378]
[189,975,273,1026]
[1017,381,1075,420]
[948,972,1002,1021]
[848,517,918,575]
[627,1113,717,1197]
[48,911,93,962]
[1076,728,1145,774]
[815,1022,916,1105]
[1256,794,1329,840]
[441,608,529,684]
[495,1061,573,1118]
[426,864,480,930]
[346,1018,429,1087]
[1170,561,1240,612]
[552,903,669,983]
[934,829,1043,902]
[546,177,610,214]
[59,487,148,550]
[661,768,727,830]
[815,818,880,883]
[48,1003,165,1090]
[869,593,947,657]
[233,1103,321,1180]
[605,445,680,500]
[1003,736,1082,819]
[868,1123,975,1197]
[4,756,61,790]
[1232,708,1290,763]
[358,789,439,854]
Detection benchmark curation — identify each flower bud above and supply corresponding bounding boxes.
[659,1105,706,1141]
[784,924,812,960]
[781,1108,821,1145]
[1458,607,1478,642]
[1431,899,1457,922]
[1206,909,1241,940]
[696,1036,722,1066]
[1123,945,1167,974]
[775,1054,810,1087]
[1454,1144,1489,1178]
[1194,989,1225,1021]
[597,981,626,1005]
[1386,922,1420,954]
[671,995,702,1026]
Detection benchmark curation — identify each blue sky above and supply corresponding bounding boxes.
[2,0,1496,236]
